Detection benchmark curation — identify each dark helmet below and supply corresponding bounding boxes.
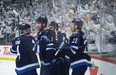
[36,16,48,25]
[72,18,83,26]
[49,21,59,30]
[19,23,31,30]
[49,21,56,26]
[49,21,59,27]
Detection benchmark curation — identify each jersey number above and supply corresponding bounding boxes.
[72,38,78,43]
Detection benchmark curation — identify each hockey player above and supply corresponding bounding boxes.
[10,23,39,75]
[48,21,70,75]
[55,24,70,75]
[35,16,56,75]
[62,18,92,75]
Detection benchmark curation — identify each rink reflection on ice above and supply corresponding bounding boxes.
[0,60,40,75]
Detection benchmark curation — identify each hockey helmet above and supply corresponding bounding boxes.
[49,21,57,27]
[36,16,48,25]
[19,23,31,30]
[72,18,83,26]
[49,21,59,28]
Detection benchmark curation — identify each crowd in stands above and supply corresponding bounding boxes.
[0,0,116,47]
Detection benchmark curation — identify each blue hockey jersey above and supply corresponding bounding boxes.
[62,31,92,68]
[11,35,39,74]
[36,29,56,66]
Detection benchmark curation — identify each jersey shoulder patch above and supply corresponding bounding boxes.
[15,40,20,45]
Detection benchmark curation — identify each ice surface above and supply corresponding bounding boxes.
[0,60,17,75]
[0,60,40,75]
[0,60,89,75]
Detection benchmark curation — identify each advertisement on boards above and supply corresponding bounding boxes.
[0,45,12,55]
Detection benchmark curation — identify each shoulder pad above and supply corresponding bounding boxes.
[15,40,20,45]
[44,29,55,35]
[45,29,53,33]
[72,32,78,37]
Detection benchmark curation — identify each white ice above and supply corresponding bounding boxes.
[0,60,90,75]
[0,60,40,75]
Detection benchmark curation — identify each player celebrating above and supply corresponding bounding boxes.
[62,18,92,75]
[10,23,39,75]
[35,16,56,75]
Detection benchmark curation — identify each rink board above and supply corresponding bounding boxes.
[0,45,116,75]
[0,45,16,60]
[86,56,116,75]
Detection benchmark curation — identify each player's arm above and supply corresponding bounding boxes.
[10,37,20,54]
